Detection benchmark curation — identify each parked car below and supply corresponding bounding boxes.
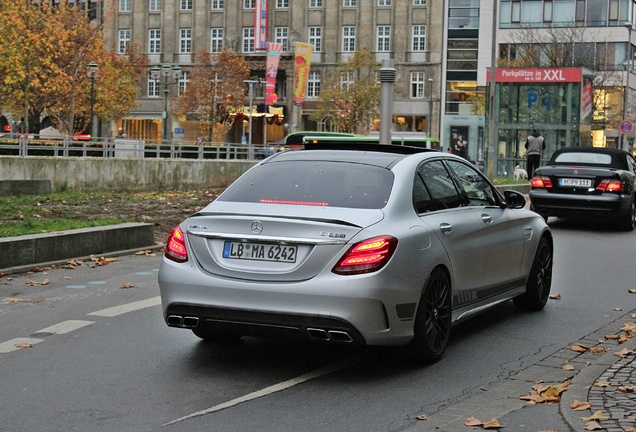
[158,143,553,363]
[529,147,636,231]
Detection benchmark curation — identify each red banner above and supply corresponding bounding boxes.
[266,42,283,106]
[487,68,583,83]
[254,0,267,51]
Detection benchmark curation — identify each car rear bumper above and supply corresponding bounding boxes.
[529,190,630,220]
[158,258,420,347]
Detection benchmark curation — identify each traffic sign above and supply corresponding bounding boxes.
[619,120,633,134]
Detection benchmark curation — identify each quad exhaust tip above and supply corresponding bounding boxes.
[307,328,353,343]
[166,315,199,328]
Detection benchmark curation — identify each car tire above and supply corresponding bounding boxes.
[406,268,452,364]
[513,236,553,311]
[618,197,635,232]
[192,326,242,343]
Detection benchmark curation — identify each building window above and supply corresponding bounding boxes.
[118,29,131,53]
[211,0,224,9]
[148,73,159,97]
[277,0,289,7]
[180,0,192,10]
[119,0,131,12]
[309,0,323,7]
[149,0,161,12]
[343,0,356,6]
[410,72,426,98]
[377,26,391,52]
[275,27,289,52]
[178,72,189,96]
[340,71,355,89]
[449,0,480,29]
[243,27,255,53]
[412,25,426,51]
[343,26,356,52]
[149,29,161,54]
[309,27,322,52]
[413,0,426,5]
[210,28,224,52]
[180,28,192,54]
[378,0,391,5]
[307,71,320,98]
[244,0,255,8]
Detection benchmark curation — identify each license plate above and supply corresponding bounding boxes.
[222,241,297,263]
[559,178,592,187]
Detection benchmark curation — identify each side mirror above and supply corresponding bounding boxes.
[503,190,527,209]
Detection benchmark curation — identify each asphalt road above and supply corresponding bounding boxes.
[1,219,635,432]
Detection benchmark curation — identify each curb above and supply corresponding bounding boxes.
[0,222,157,274]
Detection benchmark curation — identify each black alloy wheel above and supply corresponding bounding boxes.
[618,197,635,232]
[407,268,452,364]
[513,236,553,311]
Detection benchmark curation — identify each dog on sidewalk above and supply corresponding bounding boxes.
[513,165,528,181]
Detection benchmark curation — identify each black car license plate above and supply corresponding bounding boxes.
[222,241,297,263]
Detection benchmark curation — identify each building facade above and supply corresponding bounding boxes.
[102,0,444,145]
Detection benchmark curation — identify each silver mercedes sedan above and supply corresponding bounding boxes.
[158,143,553,363]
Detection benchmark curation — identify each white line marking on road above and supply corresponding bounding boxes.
[162,351,368,426]
[0,338,45,354]
[37,320,94,335]
[87,296,161,317]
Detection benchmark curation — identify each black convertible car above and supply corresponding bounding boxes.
[529,147,636,231]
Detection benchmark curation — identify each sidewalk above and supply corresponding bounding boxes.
[407,307,636,432]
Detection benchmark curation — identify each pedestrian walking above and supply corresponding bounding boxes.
[525,129,545,178]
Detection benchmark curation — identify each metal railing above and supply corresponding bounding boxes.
[0,134,279,160]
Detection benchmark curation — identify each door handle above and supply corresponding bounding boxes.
[481,214,493,224]
[440,223,452,234]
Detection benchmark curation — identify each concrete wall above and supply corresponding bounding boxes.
[0,156,257,192]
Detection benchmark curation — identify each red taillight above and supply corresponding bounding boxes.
[165,226,188,263]
[531,175,553,188]
[597,179,624,193]
[332,236,397,275]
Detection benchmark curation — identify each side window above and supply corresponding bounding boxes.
[415,160,465,212]
[446,160,498,206]
[413,173,433,213]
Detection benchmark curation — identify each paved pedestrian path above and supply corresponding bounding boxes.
[408,307,636,432]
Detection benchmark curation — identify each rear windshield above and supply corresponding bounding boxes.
[219,161,394,209]
[553,152,613,165]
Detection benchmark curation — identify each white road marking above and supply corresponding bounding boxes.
[87,296,161,317]
[0,338,45,354]
[163,351,368,426]
[37,320,94,335]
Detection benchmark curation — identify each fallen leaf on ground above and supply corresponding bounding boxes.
[521,381,569,404]
[481,418,502,429]
[15,342,33,348]
[628,289,636,294]
[613,307,623,311]
[135,250,156,256]
[584,421,604,430]
[589,346,608,354]
[121,282,134,289]
[571,343,589,352]
[465,417,482,427]
[582,411,610,421]
[549,293,561,300]
[605,334,621,340]
[3,297,27,303]
[570,400,591,410]
[614,348,636,358]
[622,323,636,332]
[618,386,636,392]
[415,415,428,420]
[562,363,575,371]
[594,381,611,387]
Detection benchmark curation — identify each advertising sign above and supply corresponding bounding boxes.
[266,42,284,106]
[293,42,314,105]
[254,0,267,51]
[487,68,583,83]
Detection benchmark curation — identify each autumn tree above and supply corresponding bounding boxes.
[173,49,251,143]
[309,50,381,134]
[0,0,140,135]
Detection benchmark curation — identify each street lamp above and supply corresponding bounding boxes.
[243,79,264,158]
[151,64,183,142]
[623,21,633,151]
[86,61,98,138]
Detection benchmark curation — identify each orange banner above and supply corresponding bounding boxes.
[293,42,313,105]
